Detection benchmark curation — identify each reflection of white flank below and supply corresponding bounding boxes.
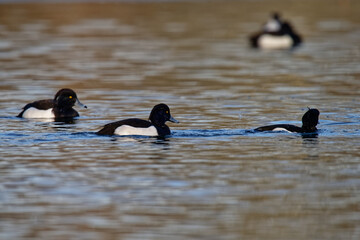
[273,127,292,133]
[22,107,55,119]
[114,125,158,136]
[258,35,292,49]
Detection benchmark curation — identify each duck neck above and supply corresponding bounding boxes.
[302,125,317,132]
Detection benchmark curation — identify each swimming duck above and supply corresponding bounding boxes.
[254,108,319,133]
[17,88,87,120]
[97,103,179,137]
[249,12,302,49]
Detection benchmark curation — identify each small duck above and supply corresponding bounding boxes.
[254,108,320,133]
[97,103,179,137]
[17,88,87,120]
[249,12,302,49]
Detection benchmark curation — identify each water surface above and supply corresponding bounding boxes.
[1,1,360,239]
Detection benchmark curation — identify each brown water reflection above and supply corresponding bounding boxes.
[1,1,360,239]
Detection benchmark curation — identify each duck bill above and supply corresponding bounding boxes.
[169,116,179,123]
[76,98,87,109]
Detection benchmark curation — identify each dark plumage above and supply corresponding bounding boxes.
[97,103,179,137]
[254,108,320,133]
[17,88,87,120]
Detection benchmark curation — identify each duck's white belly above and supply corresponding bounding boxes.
[114,125,158,136]
[258,35,293,49]
[22,107,55,119]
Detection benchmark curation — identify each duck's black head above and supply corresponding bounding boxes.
[302,108,320,132]
[54,88,87,109]
[149,103,179,126]
[272,12,281,21]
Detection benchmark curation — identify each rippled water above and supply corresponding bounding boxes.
[1,1,360,239]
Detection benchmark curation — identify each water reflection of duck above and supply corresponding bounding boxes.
[17,88,87,120]
[97,103,179,137]
[249,13,302,49]
[254,108,320,133]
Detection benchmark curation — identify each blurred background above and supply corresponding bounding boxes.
[0,0,360,239]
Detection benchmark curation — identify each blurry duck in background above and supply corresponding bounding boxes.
[249,12,302,50]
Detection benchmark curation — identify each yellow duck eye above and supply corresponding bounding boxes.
[166,111,169,114]
[69,96,73,99]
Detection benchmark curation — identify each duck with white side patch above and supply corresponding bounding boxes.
[17,88,87,120]
[254,108,320,133]
[249,12,302,49]
[97,103,179,137]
